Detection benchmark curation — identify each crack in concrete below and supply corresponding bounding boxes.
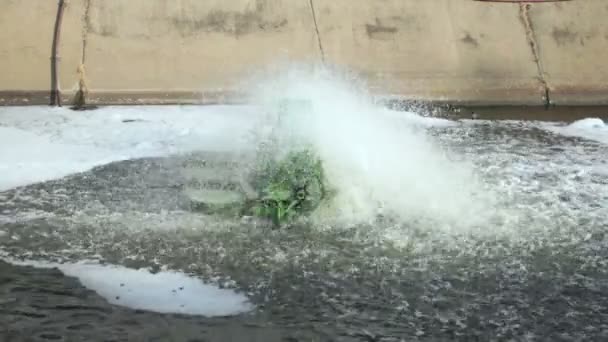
[519,3,551,108]
[81,0,91,65]
[73,0,92,108]
[308,0,326,64]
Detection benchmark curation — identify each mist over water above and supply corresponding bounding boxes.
[245,68,497,232]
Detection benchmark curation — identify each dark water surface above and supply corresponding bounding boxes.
[451,105,608,122]
[1,120,607,341]
[0,261,307,342]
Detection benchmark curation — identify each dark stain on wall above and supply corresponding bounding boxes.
[461,32,479,48]
[552,27,578,46]
[86,1,119,38]
[170,1,288,38]
[96,26,119,38]
[388,15,421,29]
[365,18,398,40]
[552,26,600,47]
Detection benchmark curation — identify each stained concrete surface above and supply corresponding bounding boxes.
[1,0,608,105]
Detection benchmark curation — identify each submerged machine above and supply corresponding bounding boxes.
[183,99,330,227]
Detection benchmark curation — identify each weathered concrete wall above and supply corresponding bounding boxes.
[83,0,320,103]
[313,0,542,104]
[0,0,84,105]
[527,1,608,105]
[0,0,607,106]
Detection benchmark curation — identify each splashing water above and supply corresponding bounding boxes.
[2,67,608,340]
[245,68,496,232]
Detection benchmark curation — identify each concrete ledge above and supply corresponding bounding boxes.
[1,88,605,107]
[0,91,53,106]
[0,90,246,106]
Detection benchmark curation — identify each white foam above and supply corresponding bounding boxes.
[0,126,121,191]
[2,258,253,316]
[0,105,260,191]
[539,117,608,144]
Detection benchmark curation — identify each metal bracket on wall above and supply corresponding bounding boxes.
[50,0,66,107]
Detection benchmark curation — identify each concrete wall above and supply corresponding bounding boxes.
[1,0,607,106]
[0,0,83,104]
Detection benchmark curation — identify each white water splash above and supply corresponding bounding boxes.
[539,117,608,145]
[246,68,496,230]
